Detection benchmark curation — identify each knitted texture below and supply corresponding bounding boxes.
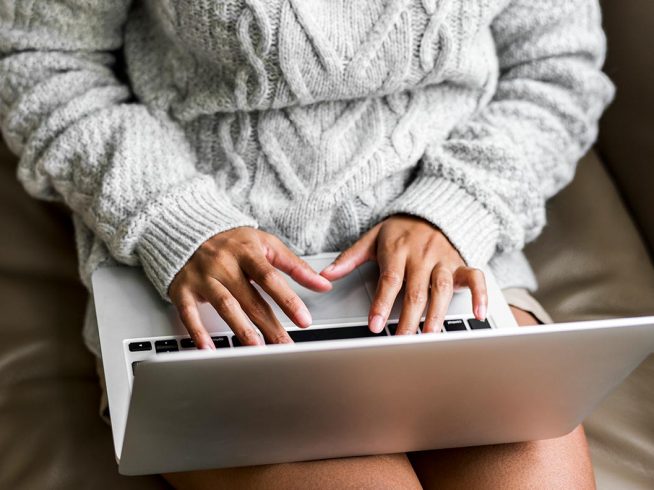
[0,1,613,352]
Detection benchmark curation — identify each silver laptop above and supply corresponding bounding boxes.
[92,252,654,475]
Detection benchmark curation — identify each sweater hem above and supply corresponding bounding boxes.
[380,175,500,268]
[136,178,258,299]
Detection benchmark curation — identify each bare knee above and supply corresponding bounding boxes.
[411,425,594,489]
[164,453,422,490]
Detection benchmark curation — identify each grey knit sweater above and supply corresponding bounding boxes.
[0,1,613,355]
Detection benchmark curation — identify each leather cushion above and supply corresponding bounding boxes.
[1,142,652,487]
[526,150,654,489]
[0,143,167,489]
[598,0,654,256]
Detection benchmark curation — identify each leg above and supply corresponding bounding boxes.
[409,307,595,489]
[163,453,422,490]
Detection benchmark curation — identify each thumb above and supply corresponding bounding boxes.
[321,224,380,281]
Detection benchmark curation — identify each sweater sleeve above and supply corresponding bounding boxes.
[381,0,615,267]
[0,1,257,298]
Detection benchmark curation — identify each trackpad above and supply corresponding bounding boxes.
[255,256,371,325]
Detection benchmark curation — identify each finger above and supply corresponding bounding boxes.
[454,267,488,320]
[263,235,332,292]
[368,248,406,334]
[395,262,431,335]
[422,265,454,333]
[223,270,293,344]
[171,289,215,350]
[241,254,313,328]
[320,224,381,281]
[202,280,263,346]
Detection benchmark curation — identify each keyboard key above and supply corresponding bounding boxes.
[128,341,152,352]
[468,319,492,330]
[180,338,195,348]
[212,336,230,348]
[155,346,179,353]
[154,339,179,353]
[443,319,467,332]
[131,361,142,375]
[289,325,386,343]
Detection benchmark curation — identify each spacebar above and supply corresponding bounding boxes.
[288,325,386,343]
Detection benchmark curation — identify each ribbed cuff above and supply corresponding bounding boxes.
[380,176,500,267]
[136,178,257,300]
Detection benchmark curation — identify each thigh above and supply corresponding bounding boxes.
[409,308,595,489]
[409,425,593,490]
[163,453,422,490]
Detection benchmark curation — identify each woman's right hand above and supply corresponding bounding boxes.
[168,227,332,349]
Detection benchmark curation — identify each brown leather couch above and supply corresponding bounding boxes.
[1,2,652,488]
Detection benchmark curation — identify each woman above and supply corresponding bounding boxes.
[0,0,613,487]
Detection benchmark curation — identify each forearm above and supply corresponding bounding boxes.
[382,0,614,267]
[0,2,257,297]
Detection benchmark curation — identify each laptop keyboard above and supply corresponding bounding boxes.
[129,318,491,351]
[126,318,492,374]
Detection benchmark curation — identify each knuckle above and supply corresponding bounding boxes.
[177,302,195,320]
[281,294,302,312]
[261,231,279,244]
[258,267,279,286]
[432,273,453,291]
[394,234,409,248]
[197,240,217,255]
[198,241,223,261]
[222,236,242,250]
[405,289,427,305]
[214,293,239,313]
[239,329,260,345]
[242,240,262,257]
[470,268,485,280]
[269,332,291,344]
[380,270,402,288]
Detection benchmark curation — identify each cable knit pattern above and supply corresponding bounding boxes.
[0,0,613,354]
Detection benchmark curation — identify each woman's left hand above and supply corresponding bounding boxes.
[320,215,488,335]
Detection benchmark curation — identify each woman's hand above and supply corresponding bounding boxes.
[321,215,487,335]
[169,227,332,349]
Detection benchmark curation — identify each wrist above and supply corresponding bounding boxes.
[380,176,500,267]
[136,177,258,300]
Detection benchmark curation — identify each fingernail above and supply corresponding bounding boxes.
[476,304,487,320]
[369,315,385,333]
[297,307,312,327]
